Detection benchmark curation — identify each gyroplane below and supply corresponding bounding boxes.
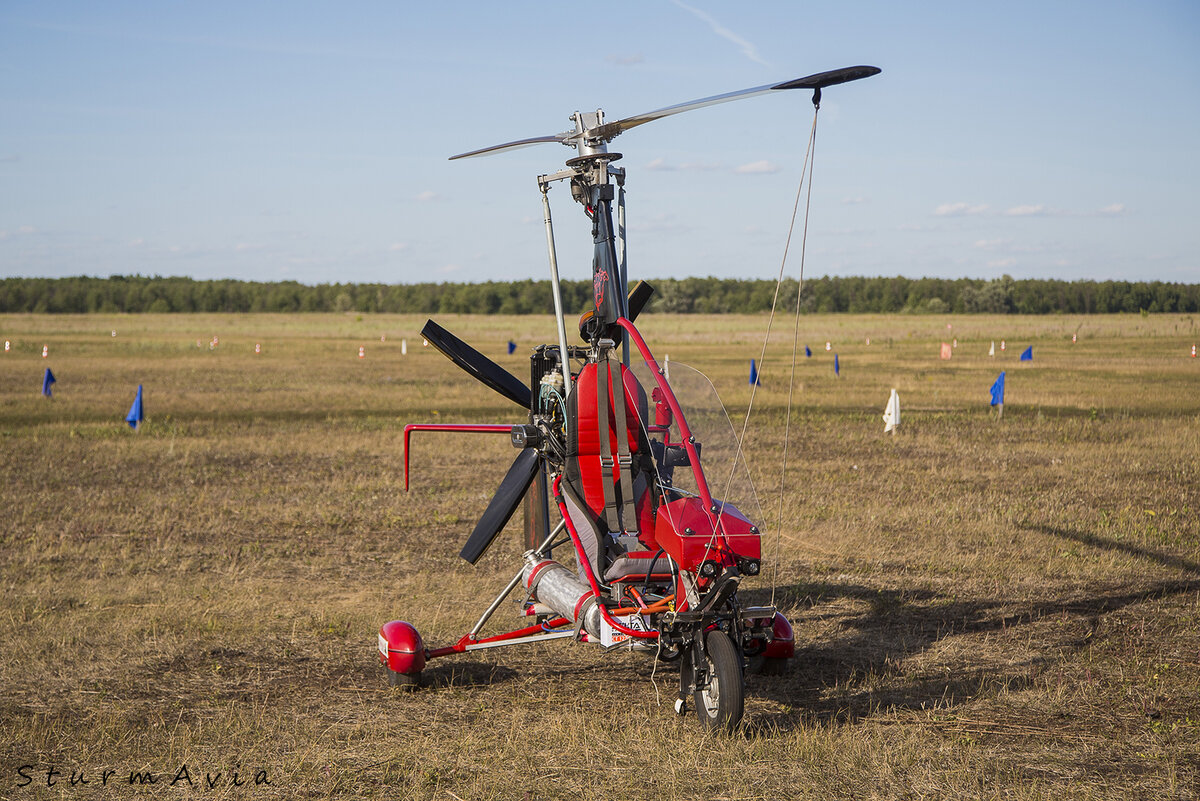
[382,65,880,730]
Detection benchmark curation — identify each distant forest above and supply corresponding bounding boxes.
[2,275,1198,315]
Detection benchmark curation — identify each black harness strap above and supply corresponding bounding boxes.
[595,350,619,533]
[604,348,639,536]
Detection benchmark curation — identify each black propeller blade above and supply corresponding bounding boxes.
[421,320,532,409]
[460,448,541,564]
[627,280,654,322]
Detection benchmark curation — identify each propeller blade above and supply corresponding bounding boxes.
[460,448,541,564]
[449,133,572,161]
[421,320,532,409]
[590,66,881,143]
[626,280,655,322]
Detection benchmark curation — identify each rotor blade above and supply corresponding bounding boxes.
[421,320,531,409]
[770,65,882,91]
[589,66,881,142]
[449,133,571,161]
[626,280,654,323]
[460,448,541,564]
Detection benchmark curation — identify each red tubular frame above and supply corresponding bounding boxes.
[426,616,572,659]
[403,423,513,490]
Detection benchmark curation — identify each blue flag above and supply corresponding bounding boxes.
[990,371,1006,406]
[42,368,56,397]
[834,354,840,376]
[125,384,144,429]
[507,340,517,355]
[749,359,759,385]
[804,345,812,358]
[1020,346,1033,361]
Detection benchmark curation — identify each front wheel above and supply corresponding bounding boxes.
[693,630,744,732]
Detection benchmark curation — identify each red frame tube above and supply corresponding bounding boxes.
[426,616,571,659]
[403,423,513,490]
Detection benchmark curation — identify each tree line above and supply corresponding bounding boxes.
[1,274,1197,315]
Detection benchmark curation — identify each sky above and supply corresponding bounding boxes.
[1,1,1197,286]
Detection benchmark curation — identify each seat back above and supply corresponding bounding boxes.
[564,361,656,540]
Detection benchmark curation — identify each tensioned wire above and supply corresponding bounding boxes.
[714,102,820,607]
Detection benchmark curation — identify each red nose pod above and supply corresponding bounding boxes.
[379,620,426,680]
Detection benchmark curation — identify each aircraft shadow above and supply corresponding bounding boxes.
[739,528,1200,733]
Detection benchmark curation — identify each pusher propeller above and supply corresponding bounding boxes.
[421,319,531,409]
[460,448,542,564]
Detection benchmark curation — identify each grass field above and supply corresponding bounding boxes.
[1,311,1198,800]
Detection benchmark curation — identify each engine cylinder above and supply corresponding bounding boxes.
[522,554,600,639]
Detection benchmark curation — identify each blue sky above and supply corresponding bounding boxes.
[1,1,1197,285]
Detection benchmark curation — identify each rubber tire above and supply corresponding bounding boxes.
[387,669,420,690]
[693,630,744,732]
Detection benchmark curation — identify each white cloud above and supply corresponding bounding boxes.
[1097,203,1126,216]
[416,190,440,202]
[129,238,145,247]
[734,160,780,174]
[389,242,409,252]
[606,53,644,66]
[973,238,1009,249]
[437,263,460,274]
[987,258,1016,268]
[1004,204,1048,216]
[16,224,36,234]
[842,196,869,205]
[933,202,988,216]
[671,0,767,66]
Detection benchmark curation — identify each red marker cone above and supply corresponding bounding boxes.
[255,343,261,354]
[1192,344,1196,358]
[42,345,48,358]
[358,346,365,359]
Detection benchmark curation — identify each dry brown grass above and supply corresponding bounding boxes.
[1,312,1198,800]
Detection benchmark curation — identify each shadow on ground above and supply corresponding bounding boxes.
[741,525,1200,731]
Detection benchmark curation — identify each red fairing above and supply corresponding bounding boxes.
[379,620,426,675]
[764,612,795,660]
[654,496,761,572]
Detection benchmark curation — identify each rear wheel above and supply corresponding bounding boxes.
[693,630,744,732]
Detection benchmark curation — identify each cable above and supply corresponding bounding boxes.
[714,104,821,568]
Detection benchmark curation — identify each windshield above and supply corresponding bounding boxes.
[628,360,764,531]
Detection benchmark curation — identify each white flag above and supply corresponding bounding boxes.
[988,341,995,357]
[883,388,900,433]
